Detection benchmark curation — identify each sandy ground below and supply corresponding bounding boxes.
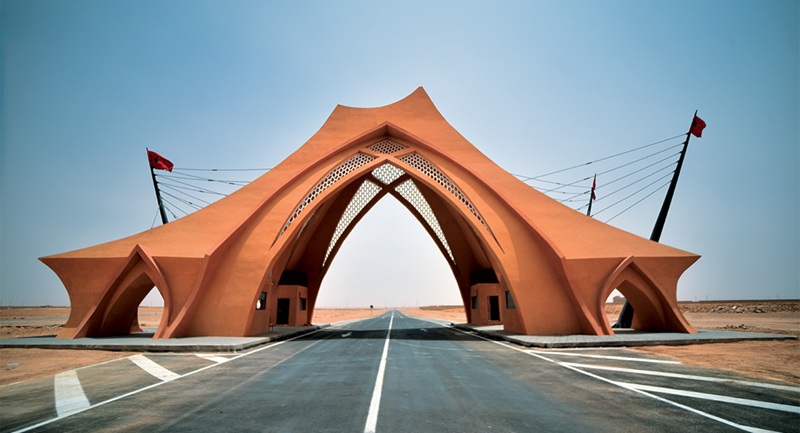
[1,302,797,386]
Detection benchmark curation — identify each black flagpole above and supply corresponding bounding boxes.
[615,111,696,328]
[586,174,596,217]
[148,149,169,225]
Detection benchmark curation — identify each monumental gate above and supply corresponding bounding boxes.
[41,88,698,339]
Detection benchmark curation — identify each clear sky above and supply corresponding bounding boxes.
[1,1,798,308]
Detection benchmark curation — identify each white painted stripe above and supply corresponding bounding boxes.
[54,370,90,416]
[448,325,783,433]
[616,382,800,414]
[128,354,180,381]
[195,354,230,364]
[526,350,680,364]
[364,311,395,433]
[562,362,800,393]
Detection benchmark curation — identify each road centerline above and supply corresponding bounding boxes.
[364,310,395,433]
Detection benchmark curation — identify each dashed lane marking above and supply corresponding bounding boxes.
[128,354,180,382]
[54,370,90,417]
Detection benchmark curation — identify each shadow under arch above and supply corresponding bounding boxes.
[66,245,173,339]
[598,256,694,334]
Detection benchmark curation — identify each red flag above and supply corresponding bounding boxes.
[147,149,174,172]
[690,115,706,138]
[591,174,597,201]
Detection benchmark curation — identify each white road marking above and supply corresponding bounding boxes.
[615,382,800,414]
[14,327,329,433]
[196,354,231,364]
[562,362,800,393]
[364,311,395,433]
[527,350,680,364]
[128,354,180,381]
[54,370,90,417]
[342,332,352,338]
[447,324,786,433]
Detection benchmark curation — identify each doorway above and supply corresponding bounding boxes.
[488,296,500,321]
[276,298,291,325]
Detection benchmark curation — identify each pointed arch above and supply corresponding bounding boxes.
[69,245,172,338]
[598,256,695,334]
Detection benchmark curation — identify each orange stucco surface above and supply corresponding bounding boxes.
[41,87,699,339]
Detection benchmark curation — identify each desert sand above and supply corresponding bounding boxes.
[1,301,797,386]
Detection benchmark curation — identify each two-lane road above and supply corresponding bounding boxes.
[3,311,797,432]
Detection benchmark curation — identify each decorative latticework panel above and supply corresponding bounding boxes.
[395,179,455,264]
[398,152,492,235]
[323,180,382,266]
[371,163,405,185]
[368,139,407,154]
[280,153,376,238]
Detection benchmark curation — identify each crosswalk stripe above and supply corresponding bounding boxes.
[54,370,90,416]
[616,382,800,414]
[196,354,231,364]
[128,354,180,381]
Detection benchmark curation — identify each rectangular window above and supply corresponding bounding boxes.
[505,291,516,309]
[471,296,478,309]
[299,297,307,311]
[256,291,267,310]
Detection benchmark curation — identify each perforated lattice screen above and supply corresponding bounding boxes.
[368,139,407,154]
[398,152,492,235]
[372,163,405,185]
[280,153,376,238]
[323,180,382,266]
[395,179,455,263]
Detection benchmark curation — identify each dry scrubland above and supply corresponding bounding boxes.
[1,301,798,386]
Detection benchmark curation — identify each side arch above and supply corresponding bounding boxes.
[69,245,173,338]
[598,256,695,334]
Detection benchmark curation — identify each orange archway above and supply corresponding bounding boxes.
[42,88,698,339]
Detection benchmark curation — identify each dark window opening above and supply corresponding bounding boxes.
[471,296,478,309]
[505,291,516,309]
[256,291,267,310]
[299,297,307,311]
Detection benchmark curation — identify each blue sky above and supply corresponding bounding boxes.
[2,1,798,308]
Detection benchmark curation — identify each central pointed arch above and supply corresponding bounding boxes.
[256,132,509,330]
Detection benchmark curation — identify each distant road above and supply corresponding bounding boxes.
[3,311,798,432]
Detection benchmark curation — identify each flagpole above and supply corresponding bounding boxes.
[586,174,597,217]
[649,110,695,243]
[148,149,169,225]
[615,111,697,328]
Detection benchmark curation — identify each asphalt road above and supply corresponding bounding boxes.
[1,311,798,432]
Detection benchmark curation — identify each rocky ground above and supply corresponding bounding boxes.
[1,301,797,385]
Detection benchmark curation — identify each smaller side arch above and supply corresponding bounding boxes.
[70,245,173,338]
[598,256,695,335]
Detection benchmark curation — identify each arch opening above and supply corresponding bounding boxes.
[260,149,504,330]
[317,194,462,310]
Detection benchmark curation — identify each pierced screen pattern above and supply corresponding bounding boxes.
[398,152,492,234]
[368,139,407,154]
[372,163,405,185]
[280,153,376,238]
[395,179,455,263]
[323,180,382,266]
